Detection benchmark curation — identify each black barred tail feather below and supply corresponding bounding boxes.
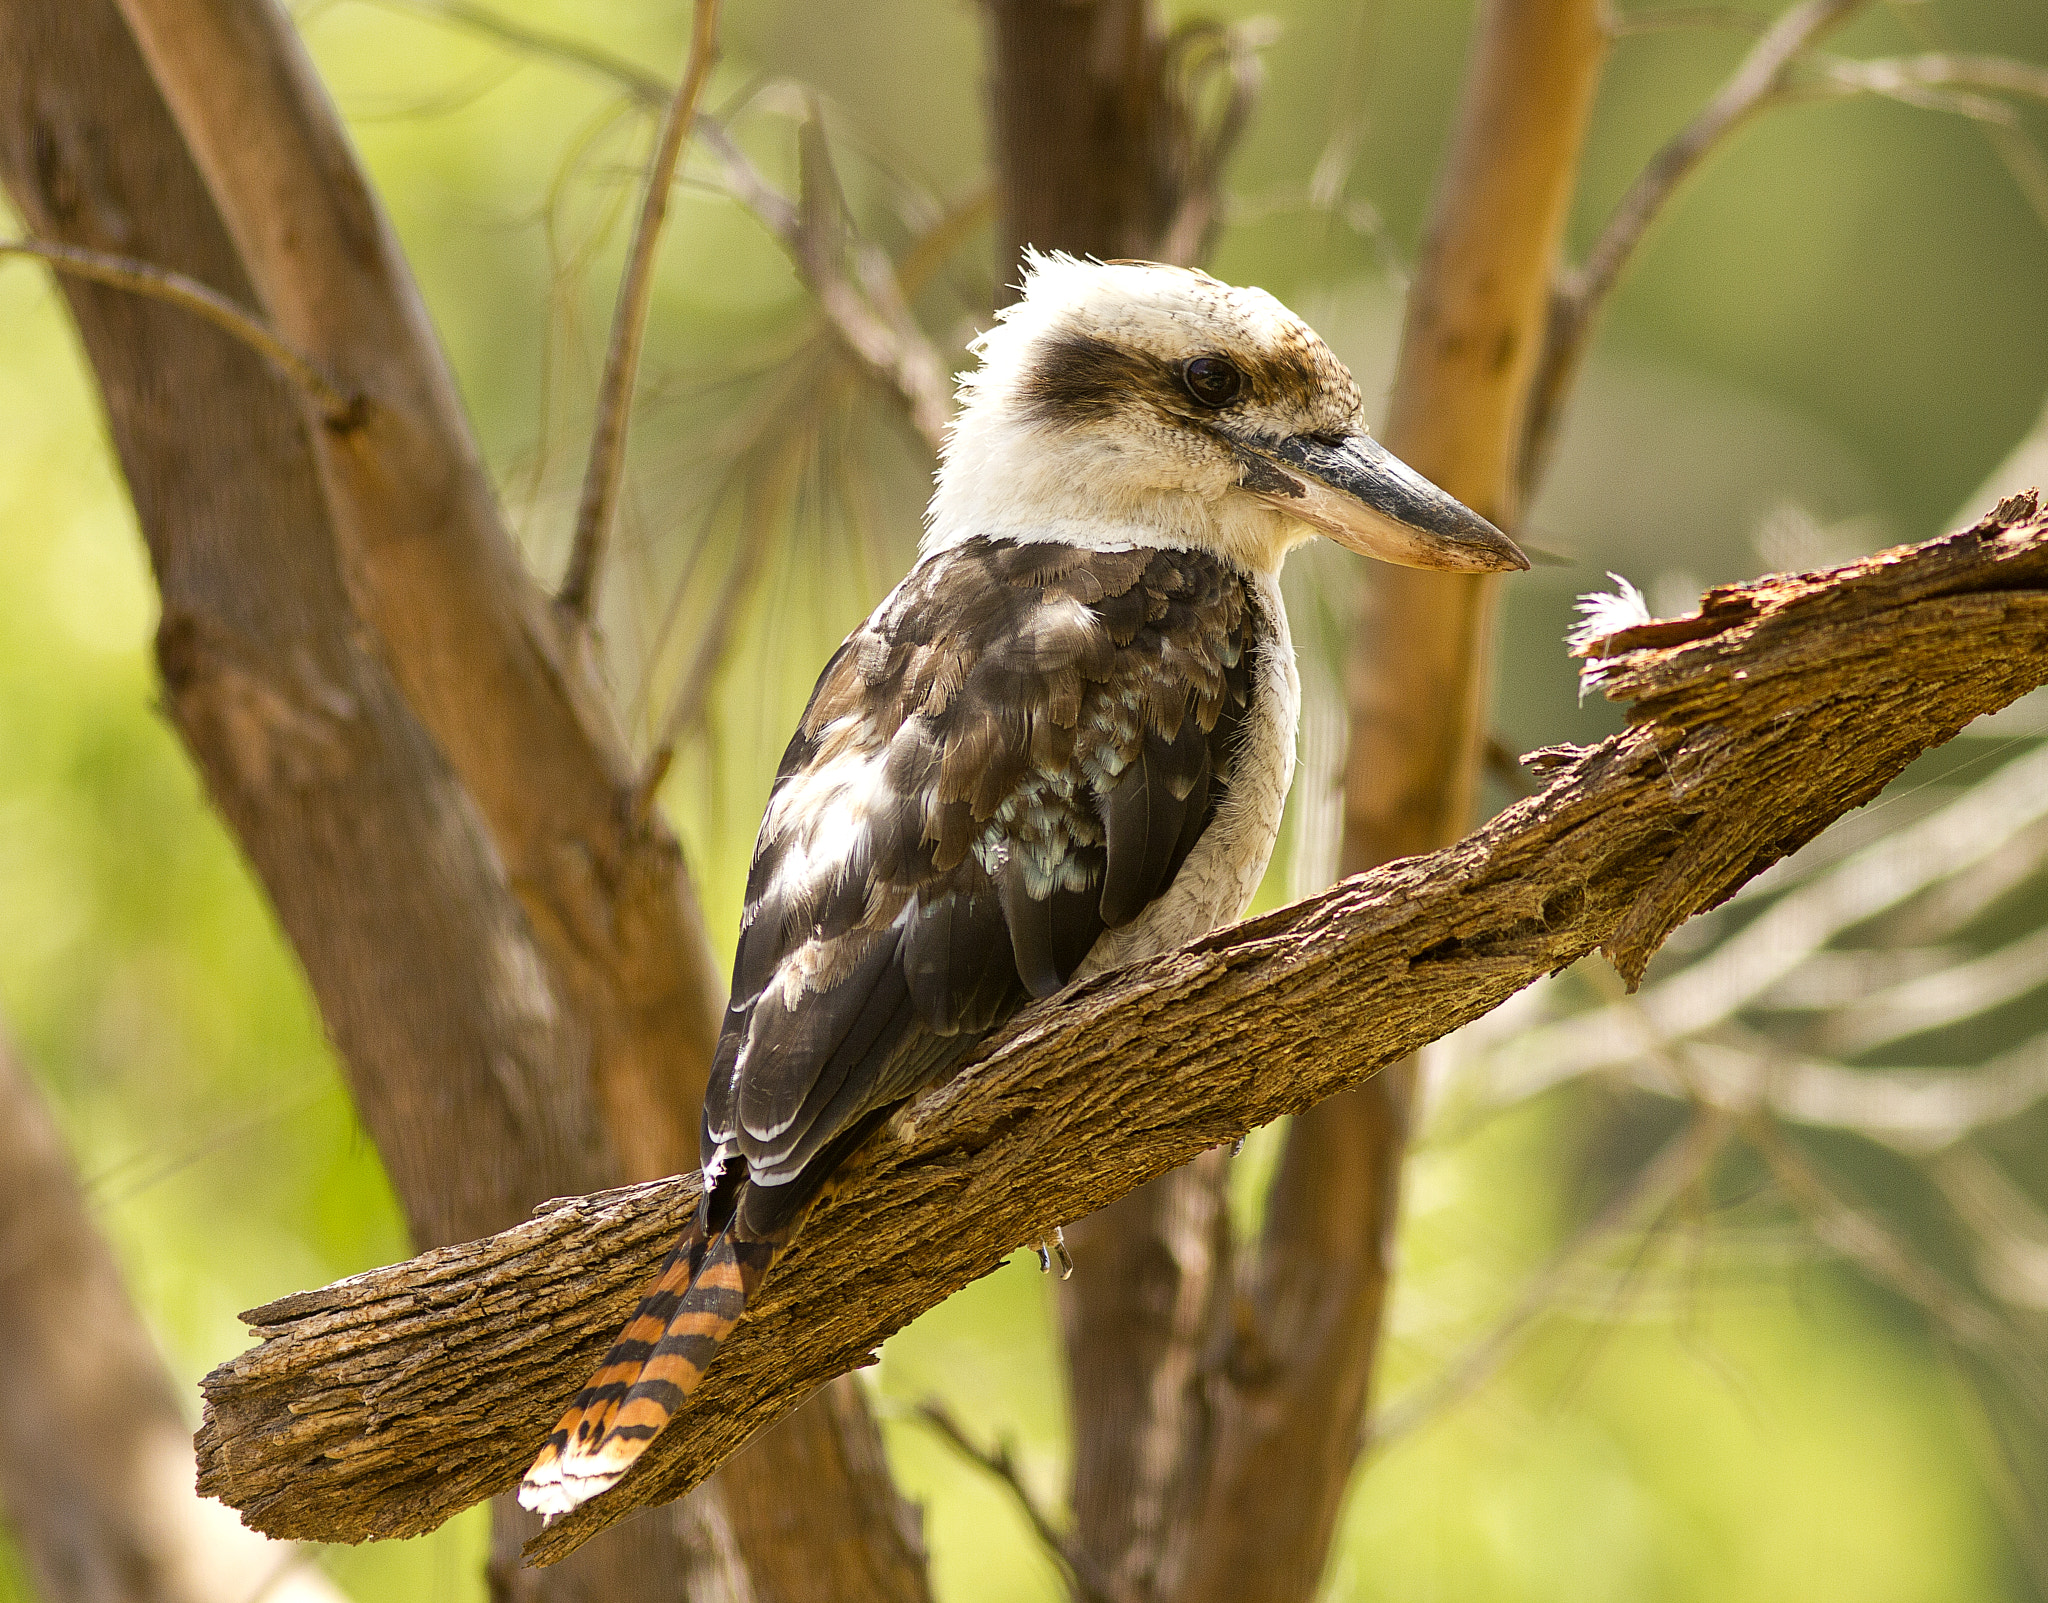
[518,1221,781,1517]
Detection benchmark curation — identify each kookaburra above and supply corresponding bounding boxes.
[521,253,1526,1516]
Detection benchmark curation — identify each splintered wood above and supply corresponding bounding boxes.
[196,499,2048,1564]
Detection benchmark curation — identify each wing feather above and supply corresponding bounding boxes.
[704,536,1256,1209]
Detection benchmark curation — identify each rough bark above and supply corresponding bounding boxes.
[0,1036,350,1603]
[0,3,929,1597]
[193,500,2048,1566]
[0,7,683,1595]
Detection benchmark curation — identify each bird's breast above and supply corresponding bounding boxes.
[1074,567,1298,978]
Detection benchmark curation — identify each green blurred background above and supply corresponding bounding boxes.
[3,1,2046,1598]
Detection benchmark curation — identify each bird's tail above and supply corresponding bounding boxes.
[518,1217,780,1517]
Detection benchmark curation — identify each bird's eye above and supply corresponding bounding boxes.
[1181,355,1244,408]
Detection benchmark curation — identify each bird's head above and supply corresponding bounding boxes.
[926,253,1527,576]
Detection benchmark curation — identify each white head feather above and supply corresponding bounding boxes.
[925,253,1367,573]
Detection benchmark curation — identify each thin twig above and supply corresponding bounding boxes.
[374,0,957,450]
[789,114,952,452]
[558,0,722,620]
[0,238,357,422]
[1154,18,1270,268]
[1820,921,2048,1057]
[1520,0,1873,497]
[1927,1146,2048,1314]
[1607,4,1769,37]
[668,106,954,450]
[1883,3,2048,234]
[631,399,816,819]
[1807,52,2048,111]
[1464,740,2048,1110]
[913,1400,1119,1603]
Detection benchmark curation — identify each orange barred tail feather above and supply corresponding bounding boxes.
[518,1221,781,1517]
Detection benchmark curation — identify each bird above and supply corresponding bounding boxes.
[518,252,1526,1517]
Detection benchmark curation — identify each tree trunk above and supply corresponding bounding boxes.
[985,0,1181,288]
[0,1,929,1596]
[978,9,1250,1596]
[983,4,1610,1596]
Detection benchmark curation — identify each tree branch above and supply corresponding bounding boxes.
[1804,52,2048,117]
[698,111,954,453]
[1521,0,1873,495]
[558,0,721,621]
[192,499,2048,1563]
[111,0,724,1163]
[1464,739,2048,1114]
[0,236,356,419]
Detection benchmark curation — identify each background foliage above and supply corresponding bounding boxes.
[2,0,2045,1597]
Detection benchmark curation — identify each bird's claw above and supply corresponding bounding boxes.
[1033,1226,1073,1280]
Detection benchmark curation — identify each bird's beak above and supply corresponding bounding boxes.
[1238,433,1529,573]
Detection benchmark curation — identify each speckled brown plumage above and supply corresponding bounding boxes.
[718,535,1259,1198]
[524,535,1265,1512]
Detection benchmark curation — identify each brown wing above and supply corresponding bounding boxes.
[701,536,1255,1225]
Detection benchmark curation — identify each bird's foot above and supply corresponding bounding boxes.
[1033,1226,1073,1280]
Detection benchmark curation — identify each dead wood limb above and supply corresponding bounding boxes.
[558,0,722,620]
[192,499,2048,1563]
